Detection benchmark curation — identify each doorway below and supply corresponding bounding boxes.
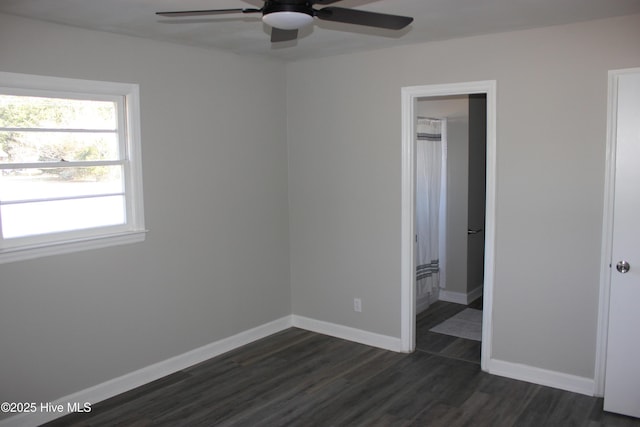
[400,81,497,373]
[413,94,486,363]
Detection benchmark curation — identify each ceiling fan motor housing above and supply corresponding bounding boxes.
[263,0,315,15]
[262,0,315,30]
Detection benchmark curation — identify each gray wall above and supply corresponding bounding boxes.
[467,95,487,295]
[445,116,470,295]
[287,14,640,379]
[0,14,291,406]
[1,9,640,410]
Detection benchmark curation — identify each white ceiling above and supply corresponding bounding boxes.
[1,0,639,61]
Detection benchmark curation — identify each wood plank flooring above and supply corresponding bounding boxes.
[416,299,482,364]
[44,310,639,426]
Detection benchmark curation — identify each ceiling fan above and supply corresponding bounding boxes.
[156,0,414,42]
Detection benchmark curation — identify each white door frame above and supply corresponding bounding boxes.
[400,80,497,372]
[594,67,640,397]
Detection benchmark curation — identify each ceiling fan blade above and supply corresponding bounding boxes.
[271,28,299,42]
[311,0,344,4]
[316,7,413,30]
[156,8,261,18]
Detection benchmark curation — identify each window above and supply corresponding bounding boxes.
[0,72,145,263]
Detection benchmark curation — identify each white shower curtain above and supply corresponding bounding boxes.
[416,117,446,313]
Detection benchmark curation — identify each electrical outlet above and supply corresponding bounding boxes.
[354,298,362,313]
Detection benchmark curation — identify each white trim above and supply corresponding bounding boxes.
[0,71,146,263]
[438,289,469,305]
[439,285,483,305]
[0,71,136,96]
[400,86,417,352]
[467,285,483,304]
[0,316,293,427]
[594,69,618,398]
[0,230,147,264]
[487,359,596,397]
[400,80,497,371]
[595,67,640,397]
[439,128,448,291]
[0,160,125,170]
[124,82,145,232]
[292,315,404,352]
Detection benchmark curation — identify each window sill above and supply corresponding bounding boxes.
[0,230,147,264]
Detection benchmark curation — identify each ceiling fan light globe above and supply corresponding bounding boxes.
[262,11,314,30]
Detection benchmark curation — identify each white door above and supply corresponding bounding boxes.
[604,70,640,418]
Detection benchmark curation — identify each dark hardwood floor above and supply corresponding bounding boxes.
[416,299,483,365]
[44,308,639,426]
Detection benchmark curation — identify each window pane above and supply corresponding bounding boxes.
[1,196,126,239]
[0,131,119,164]
[0,166,123,202]
[0,95,117,130]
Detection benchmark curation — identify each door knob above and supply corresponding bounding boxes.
[616,261,631,274]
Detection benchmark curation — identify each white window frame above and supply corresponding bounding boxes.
[0,72,146,264]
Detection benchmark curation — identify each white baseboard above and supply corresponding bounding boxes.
[487,358,596,396]
[0,315,403,427]
[439,285,483,305]
[0,316,293,427]
[467,285,483,303]
[438,289,467,304]
[415,293,433,314]
[3,312,597,427]
[292,315,403,352]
